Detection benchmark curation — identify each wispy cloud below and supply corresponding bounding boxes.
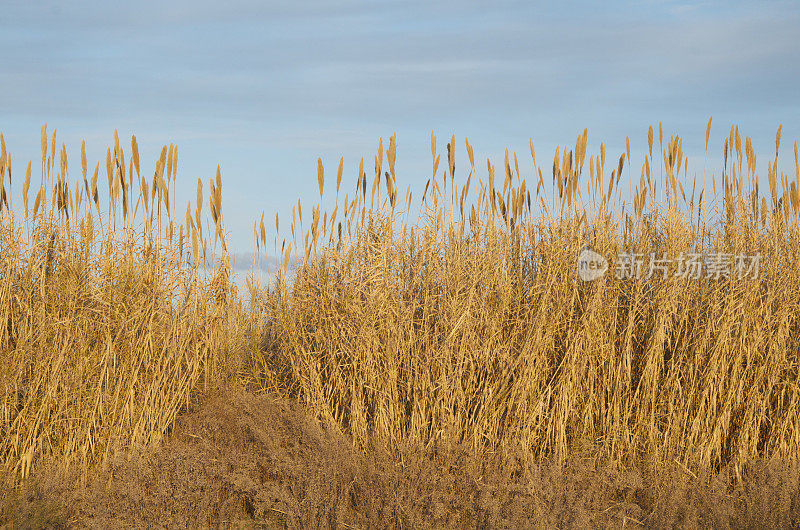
[2,0,798,257]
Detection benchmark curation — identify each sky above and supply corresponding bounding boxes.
[2,0,799,279]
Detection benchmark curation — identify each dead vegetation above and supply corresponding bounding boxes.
[2,121,800,526]
[5,386,800,528]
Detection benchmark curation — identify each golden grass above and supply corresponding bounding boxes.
[249,124,800,472]
[2,121,800,491]
[0,126,241,484]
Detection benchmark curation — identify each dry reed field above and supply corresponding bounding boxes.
[2,121,800,527]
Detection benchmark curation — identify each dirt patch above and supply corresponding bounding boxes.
[4,387,800,528]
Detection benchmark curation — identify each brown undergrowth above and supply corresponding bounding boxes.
[4,386,800,528]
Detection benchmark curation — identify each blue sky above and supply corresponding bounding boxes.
[2,0,799,272]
